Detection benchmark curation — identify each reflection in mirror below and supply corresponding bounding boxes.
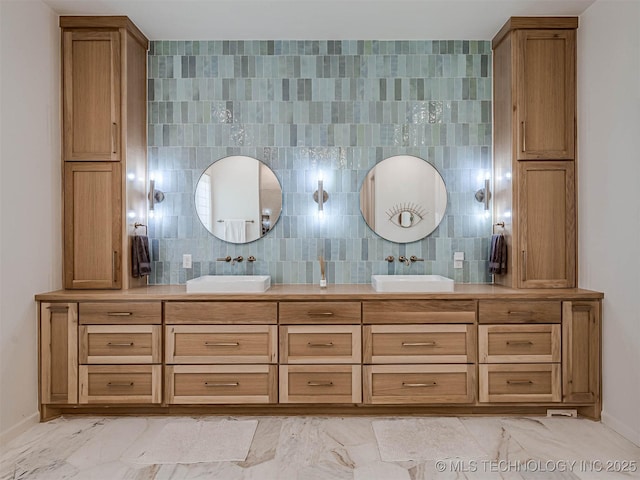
[360,155,447,243]
[195,156,282,244]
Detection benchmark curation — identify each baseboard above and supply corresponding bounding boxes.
[601,410,640,447]
[0,412,39,447]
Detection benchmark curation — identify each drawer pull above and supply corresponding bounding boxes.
[506,340,533,346]
[107,382,134,387]
[402,341,437,347]
[307,342,334,347]
[307,312,335,316]
[204,382,239,387]
[507,311,534,316]
[107,312,133,316]
[506,380,533,385]
[402,382,437,387]
[204,342,240,347]
[307,381,333,387]
[107,342,134,347]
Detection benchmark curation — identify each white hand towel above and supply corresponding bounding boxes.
[224,219,246,243]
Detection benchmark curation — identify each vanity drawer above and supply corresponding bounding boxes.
[80,325,162,364]
[280,325,361,364]
[166,325,277,364]
[479,324,560,363]
[479,364,561,402]
[364,365,475,404]
[79,365,161,404]
[279,365,361,403]
[165,302,277,324]
[279,302,361,324]
[79,302,161,325]
[478,300,561,324]
[363,325,476,364]
[166,365,277,404]
[363,300,476,324]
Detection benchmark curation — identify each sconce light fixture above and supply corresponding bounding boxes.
[149,178,165,211]
[313,177,329,212]
[474,178,491,210]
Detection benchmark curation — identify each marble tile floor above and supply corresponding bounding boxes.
[1,415,639,480]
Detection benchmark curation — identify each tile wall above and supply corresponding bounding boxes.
[147,40,492,285]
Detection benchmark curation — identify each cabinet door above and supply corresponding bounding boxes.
[518,161,576,288]
[40,303,78,404]
[64,162,122,289]
[63,30,121,161]
[516,29,575,160]
[562,301,600,403]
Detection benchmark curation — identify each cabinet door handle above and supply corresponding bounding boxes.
[204,342,239,347]
[107,382,134,387]
[506,380,533,385]
[521,121,526,152]
[204,382,239,387]
[506,340,533,346]
[113,251,118,283]
[307,381,333,387]
[107,342,134,347]
[307,342,334,347]
[402,382,437,387]
[402,341,437,347]
[307,312,334,317]
[521,250,527,282]
[112,122,117,154]
[107,312,132,317]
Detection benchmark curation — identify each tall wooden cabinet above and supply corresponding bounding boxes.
[492,17,578,289]
[61,17,149,289]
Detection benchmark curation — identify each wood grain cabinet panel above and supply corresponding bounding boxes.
[363,325,475,364]
[165,302,277,324]
[363,300,476,324]
[479,324,560,363]
[79,302,161,324]
[40,303,78,405]
[364,365,475,404]
[166,365,277,404]
[478,300,561,324]
[79,365,161,404]
[279,365,361,403]
[279,302,361,324]
[80,325,161,364]
[479,364,561,403]
[516,29,576,160]
[166,325,277,364]
[62,29,121,161]
[280,325,361,364]
[562,301,600,403]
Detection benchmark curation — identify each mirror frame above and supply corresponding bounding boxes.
[193,155,283,245]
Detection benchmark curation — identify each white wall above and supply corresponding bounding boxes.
[578,0,640,446]
[0,0,61,444]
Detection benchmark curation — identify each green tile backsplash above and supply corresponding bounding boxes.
[147,40,492,285]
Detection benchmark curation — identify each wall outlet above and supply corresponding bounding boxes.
[183,254,192,268]
[454,251,464,269]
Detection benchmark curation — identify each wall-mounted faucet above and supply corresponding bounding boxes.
[232,256,244,265]
[398,255,411,266]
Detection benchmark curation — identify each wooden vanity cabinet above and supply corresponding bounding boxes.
[60,16,148,290]
[492,17,578,289]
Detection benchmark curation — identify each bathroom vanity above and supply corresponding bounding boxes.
[36,284,602,421]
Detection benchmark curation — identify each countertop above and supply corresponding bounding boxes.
[35,283,604,301]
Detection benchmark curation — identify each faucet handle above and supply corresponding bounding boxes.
[248,256,256,262]
[384,256,395,263]
[217,256,232,262]
[410,255,424,262]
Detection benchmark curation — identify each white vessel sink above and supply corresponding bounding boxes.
[186,275,271,293]
[371,275,454,292]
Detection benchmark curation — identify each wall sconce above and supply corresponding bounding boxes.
[313,177,329,212]
[475,178,491,210]
[149,178,165,211]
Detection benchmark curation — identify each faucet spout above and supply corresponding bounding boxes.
[398,255,411,266]
[231,255,244,265]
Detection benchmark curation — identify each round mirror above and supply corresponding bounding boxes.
[359,155,447,243]
[194,156,282,244]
